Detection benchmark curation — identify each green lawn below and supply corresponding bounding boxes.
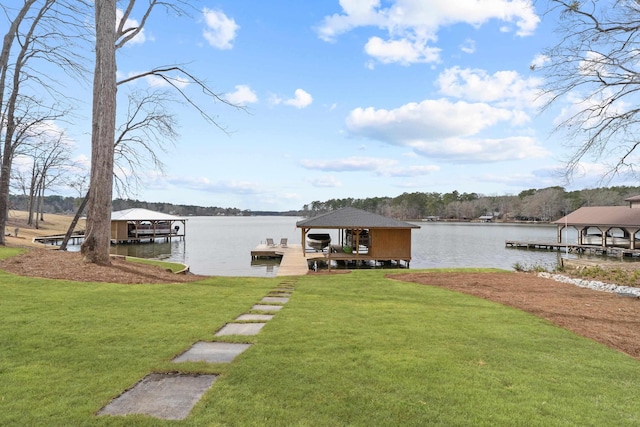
[2,259,640,426]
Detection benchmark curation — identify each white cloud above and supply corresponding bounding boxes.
[225,85,258,105]
[436,66,542,108]
[460,39,476,54]
[269,89,313,108]
[364,36,441,65]
[168,176,262,194]
[202,8,239,50]
[410,136,549,162]
[316,0,540,65]
[117,9,147,45]
[307,175,343,188]
[284,89,313,109]
[346,98,525,141]
[300,156,396,172]
[530,54,549,69]
[345,98,548,163]
[378,165,440,177]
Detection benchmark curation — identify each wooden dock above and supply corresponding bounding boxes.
[251,243,411,276]
[505,240,640,257]
[251,244,310,276]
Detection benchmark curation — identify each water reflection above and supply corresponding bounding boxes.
[250,258,280,275]
[110,241,176,259]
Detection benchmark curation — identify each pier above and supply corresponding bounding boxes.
[505,240,640,258]
[33,233,85,246]
[251,244,309,276]
[251,243,411,276]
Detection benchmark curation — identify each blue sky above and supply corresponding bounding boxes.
[13,1,634,211]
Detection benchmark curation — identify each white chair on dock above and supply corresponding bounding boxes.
[266,238,276,247]
[280,238,288,247]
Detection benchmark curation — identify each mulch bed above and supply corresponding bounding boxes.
[0,249,205,284]
[389,271,640,360]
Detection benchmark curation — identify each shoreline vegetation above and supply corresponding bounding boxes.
[13,185,640,223]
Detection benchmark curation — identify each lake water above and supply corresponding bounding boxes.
[100,216,591,277]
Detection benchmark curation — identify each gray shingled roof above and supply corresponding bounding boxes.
[296,207,420,229]
[554,206,640,227]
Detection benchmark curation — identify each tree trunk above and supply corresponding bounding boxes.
[80,1,116,265]
[60,193,88,251]
[27,167,37,225]
[0,0,37,245]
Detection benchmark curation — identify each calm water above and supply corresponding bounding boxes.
[99,216,589,277]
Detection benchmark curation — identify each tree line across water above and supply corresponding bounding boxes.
[14,185,640,223]
[302,186,640,221]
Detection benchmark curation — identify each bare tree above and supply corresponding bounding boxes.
[539,1,640,183]
[19,132,73,227]
[113,89,178,196]
[0,0,90,244]
[81,0,117,264]
[82,1,240,264]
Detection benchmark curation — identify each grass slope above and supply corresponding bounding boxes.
[2,266,640,425]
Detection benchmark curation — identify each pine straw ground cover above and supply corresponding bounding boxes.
[0,248,206,284]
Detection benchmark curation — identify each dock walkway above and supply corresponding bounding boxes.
[251,243,411,276]
[251,244,309,276]
[505,240,640,257]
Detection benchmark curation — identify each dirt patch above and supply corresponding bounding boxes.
[0,249,206,284]
[389,271,640,360]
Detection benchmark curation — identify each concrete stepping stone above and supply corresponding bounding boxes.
[261,296,289,304]
[252,304,283,311]
[215,322,266,336]
[98,373,216,420]
[172,342,251,363]
[236,313,274,321]
[269,292,291,297]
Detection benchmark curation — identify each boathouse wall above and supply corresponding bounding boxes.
[111,221,128,241]
[368,228,412,259]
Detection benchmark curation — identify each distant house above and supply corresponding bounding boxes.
[554,196,640,249]
[478,215,494,223]
[110,208,186,243]
[296,207,420,266]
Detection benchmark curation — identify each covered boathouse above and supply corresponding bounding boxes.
[554,195,640,250]
[110,208,186,244]
[296,207,420,267]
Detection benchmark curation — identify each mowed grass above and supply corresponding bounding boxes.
[125,255,188,273]
[2,258,640,426]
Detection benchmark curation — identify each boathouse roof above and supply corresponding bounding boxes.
[554,206,640,227]
[111,208,186,222]
[296,207,420,229]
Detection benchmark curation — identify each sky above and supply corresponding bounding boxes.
[8,0,637,211]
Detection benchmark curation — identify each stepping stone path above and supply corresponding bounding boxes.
[98,279,297,421]
[261,296,290,304]
[252,304,283,311]
[97,373,217,420]
[236,313,274,321]
[172,342,252,363]
[215,322,266,336]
